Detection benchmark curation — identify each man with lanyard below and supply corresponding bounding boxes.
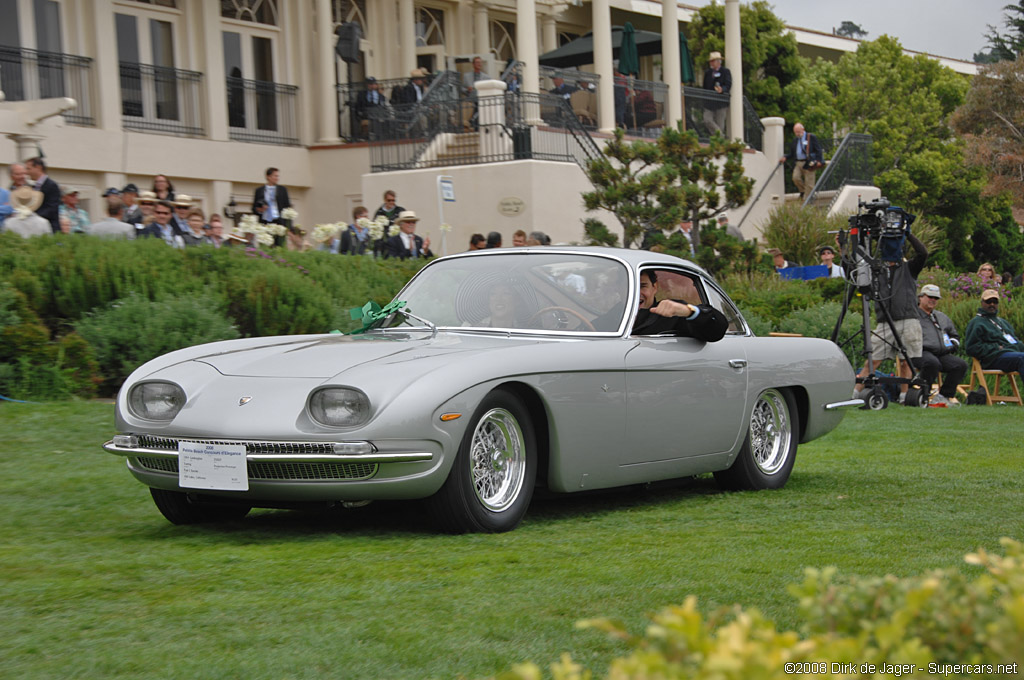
[913,284,967,405]
[964,289,1024,374]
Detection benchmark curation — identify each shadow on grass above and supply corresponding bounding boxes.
[129,475,729,540]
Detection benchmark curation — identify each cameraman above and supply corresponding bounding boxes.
[854,228,928,403]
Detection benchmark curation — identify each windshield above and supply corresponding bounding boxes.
[376,252,630,334]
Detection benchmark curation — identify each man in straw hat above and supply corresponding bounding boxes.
[702,51,731,135]
[384,210,432,260]
[5,186,51,237]
[392,68,428,105]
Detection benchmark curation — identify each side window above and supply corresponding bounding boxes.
[704,284,746,334]
[644,269,703,306]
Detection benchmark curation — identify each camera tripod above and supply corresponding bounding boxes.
[830,229,930,410]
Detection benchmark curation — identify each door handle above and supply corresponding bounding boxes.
[729,359,747,369]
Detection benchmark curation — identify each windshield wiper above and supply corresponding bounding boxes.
[382,307,438,338]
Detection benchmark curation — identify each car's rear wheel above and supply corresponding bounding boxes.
[427,388,536,533]
[714,388,798,491]
[150,488,251,525]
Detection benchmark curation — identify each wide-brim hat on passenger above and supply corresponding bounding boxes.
[11,186,44,212]
[395,210,420,224]
[919,284,941,298]
[708,51,723,62]
[982,289,1000,302]
[138,190,157,203]
[173,194,194,207]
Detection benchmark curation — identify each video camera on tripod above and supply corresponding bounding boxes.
[831,197,929,410]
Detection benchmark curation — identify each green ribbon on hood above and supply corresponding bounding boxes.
[348,300,407,333]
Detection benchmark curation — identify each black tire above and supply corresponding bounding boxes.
[714,388,799,491]
[426,388,536,533]
[150,488,251,525]
[864,388,889,411]
[904,386,928,408]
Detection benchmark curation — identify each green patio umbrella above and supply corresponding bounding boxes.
[680,31,695,85]
[618,22,640,77]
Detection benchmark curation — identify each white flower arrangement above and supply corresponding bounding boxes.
[13,206,34,220]
[439,223,453,233]
[368,219,387,241]
[266,222,288,237]
[281,207,299,221]
[374,215,390,228]
[232,213,276,246]
[312,222,343,243]
[356,217,374,231]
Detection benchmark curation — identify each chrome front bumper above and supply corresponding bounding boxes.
[102,435,433,464]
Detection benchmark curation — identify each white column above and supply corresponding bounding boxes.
[516,0,540,96]
[316,0,340,143]
[661,0,681,128]
[200,0,229,141]
[399,0,417,77]
[89,0,122,132]
[593,0,614,133]
[476,79,512,157]
[725,0,743,142]
[541,15,558,54]
[474,3,491,56]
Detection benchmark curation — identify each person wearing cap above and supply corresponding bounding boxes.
[717,213,745,241]
[384,210,432,260]
[964,290,1024,375]
[767,248,795,271]
[702,51,731,135]
[24,157,61,233]
[4,186,50,237]
[913,284,966,404]
[818,244,844,278]
[59,186,91,234]
[392,68,428,106]
[120,184,142,225]
[88,196,135,240]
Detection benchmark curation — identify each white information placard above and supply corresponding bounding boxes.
[178,441,248,491]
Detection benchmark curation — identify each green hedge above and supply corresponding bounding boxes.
[498,539,1024,679]
[0,233,426,398]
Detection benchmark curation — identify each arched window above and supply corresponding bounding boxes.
[332,0,367,32]
[490,19,515,63]
[415,6,445,47]
[221,0,279,26]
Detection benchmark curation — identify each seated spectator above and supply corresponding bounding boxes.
[486,231,502,248]
[768,248,795,271]
[205,214,226,248]
[88,197,136,239]
[59,186,90,234]
[182,209,207,246]
[977,262,995,283]
[964,289,1024,374]
[913,284,966,404]
[468,233,486,250]
[819,245,845,278]
[549,76,576,99]
[4,186,50,237]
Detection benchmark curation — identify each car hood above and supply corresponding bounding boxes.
[191,331,549,379]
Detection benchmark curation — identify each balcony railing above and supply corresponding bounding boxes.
[227,77,300,146]
[120,62,204,137]
[0,46,95,126]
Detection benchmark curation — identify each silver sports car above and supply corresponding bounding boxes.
[104,247,859,532]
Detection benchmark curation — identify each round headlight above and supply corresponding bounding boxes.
[127,381,186,421]
[309,387,371,427]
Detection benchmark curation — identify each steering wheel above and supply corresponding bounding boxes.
[527,306,596,331]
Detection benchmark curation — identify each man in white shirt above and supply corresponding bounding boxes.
[384,211,432,259]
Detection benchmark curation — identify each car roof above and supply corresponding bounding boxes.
[439,246,713,278]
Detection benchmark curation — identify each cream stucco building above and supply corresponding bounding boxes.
[0,0,977,251]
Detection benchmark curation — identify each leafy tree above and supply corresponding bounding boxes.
[687,1,803,119]
[583,126,753,249]
[980,1,1024,62]
[782,36,1018,271]
[835,21,868,39]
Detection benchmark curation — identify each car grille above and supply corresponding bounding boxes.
[137,435,336,456]
[135,456,378,481]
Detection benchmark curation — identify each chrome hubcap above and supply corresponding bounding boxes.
[749,389,791,475]
[470,408,526,511]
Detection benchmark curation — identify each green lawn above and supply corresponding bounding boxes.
[1,402,1021,679]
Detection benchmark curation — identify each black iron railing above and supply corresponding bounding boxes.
[804,132,874,209]
[120,62,204,136]
[369,91,601,173]
[0,46,94,126]
[227,77,300,146]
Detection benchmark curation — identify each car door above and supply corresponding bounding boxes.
[622,270,749,470]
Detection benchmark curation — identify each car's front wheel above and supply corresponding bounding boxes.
[714,388,798,491]
[149,488,251,525]
[427,388,536,533]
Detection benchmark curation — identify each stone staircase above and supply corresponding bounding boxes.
[435,133,481,164]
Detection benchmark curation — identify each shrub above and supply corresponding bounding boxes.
[760,204,847,267]
[76,292,240,395]
[723,272,826,325]
[778,301,865,368]
[497,539,1024,680]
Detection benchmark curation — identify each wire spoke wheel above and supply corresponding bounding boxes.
[469,408,526,511]
[749,389,792,475]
